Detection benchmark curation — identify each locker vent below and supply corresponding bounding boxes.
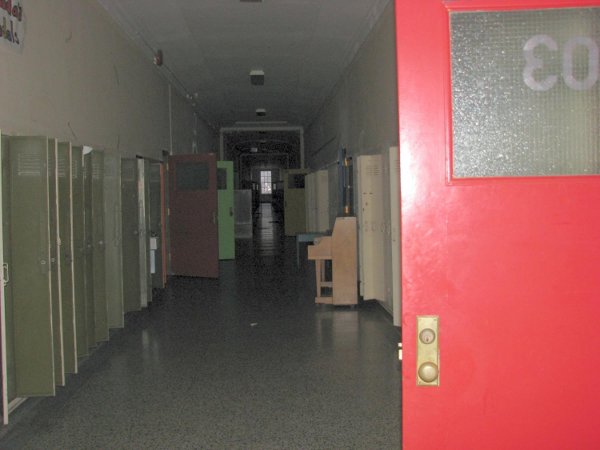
[122,162,136,182]
[57,154,68,178]
[17,149,42,177]
[72,160,79,179]
[92,162,102,180]
[366,164,381,177]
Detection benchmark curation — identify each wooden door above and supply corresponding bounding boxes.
[397,1,600,448]
[217,161,235,260]
[169,154,218,278]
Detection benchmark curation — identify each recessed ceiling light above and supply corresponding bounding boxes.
[256,108,267,117]
[240,0,262,2]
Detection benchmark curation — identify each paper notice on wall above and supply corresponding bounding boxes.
[0,1,24,52]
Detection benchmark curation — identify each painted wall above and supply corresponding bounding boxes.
[304,1,398,221]
[0,1,216,159]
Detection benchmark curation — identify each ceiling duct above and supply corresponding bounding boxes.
[250,69,265,86]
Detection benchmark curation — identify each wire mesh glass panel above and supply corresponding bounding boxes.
[451,8,600,177]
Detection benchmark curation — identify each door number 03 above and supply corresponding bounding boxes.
[523,35,599,91]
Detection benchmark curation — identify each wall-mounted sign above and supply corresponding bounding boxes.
[0,0,24,51]
[450,8,600,178]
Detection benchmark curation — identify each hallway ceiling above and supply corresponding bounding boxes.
[98,0,392,130]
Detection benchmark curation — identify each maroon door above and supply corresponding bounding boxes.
[169,154,218,278]
[397,0,600,448]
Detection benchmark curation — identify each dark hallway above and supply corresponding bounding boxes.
[0,204,401,449]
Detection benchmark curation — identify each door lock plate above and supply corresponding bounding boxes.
[417,315,439,386]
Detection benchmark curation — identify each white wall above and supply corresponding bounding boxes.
[305,1,398,221]
[0,0,216,159]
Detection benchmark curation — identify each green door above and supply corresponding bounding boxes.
[48,139,65,387]
[9,136,55,397]
[92,151,107,342]
[71,146,88,358]
[284,169,308,236]
[121,158,141,312]
[217,161,235,260]
[149,162,163,288]
[57,142,77,374]
[83,152,95,349]
[104,152,124,329]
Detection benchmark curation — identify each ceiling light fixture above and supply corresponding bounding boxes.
[256,108,267,117]
[250,69,265,86]
[240,0,262,2]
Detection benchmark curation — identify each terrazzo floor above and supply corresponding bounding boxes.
[0,204,401,449]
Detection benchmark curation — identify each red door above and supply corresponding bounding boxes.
[169,154,218,278]
[397,1,600,448]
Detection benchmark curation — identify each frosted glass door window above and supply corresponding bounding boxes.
[451,8,600,177]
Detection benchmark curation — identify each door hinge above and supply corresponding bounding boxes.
[398,342,403,361]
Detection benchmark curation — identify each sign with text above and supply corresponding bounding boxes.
[451,8,600,178]
[1,0,24,51]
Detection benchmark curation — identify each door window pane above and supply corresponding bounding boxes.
[260,170,272,194]
[176,162,209,191]
[451,8,600,177]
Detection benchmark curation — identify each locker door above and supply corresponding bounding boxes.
[357,155,384,302]
[283,169,308,236]
[104,152,124,328]
[83,152,95,349]
[57,142,77,374]
[1,134,13,423]
[48,139,65,387]
[315,170,329,232]
[92,151,108,341]
[138,158,151,307]
[121,158,141,312]
[149,161,164,287]
[397,2,600,448]
[217,161,235,260]
[9,136,55,397]
[71,146,88,357]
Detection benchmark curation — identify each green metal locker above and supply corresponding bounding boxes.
[284,169,308,236]
[1,134,15,421]
[9,136,55,397]
[121,158,141,312]
[57,142,77,374]
[48,139,65,387]
[92,151,108,342]
[71,146,88,358]
[149,161,163,289]
[104,152,124,329]
[138,158,151,307]
[83,152,95,349]
[217,161,235,260]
